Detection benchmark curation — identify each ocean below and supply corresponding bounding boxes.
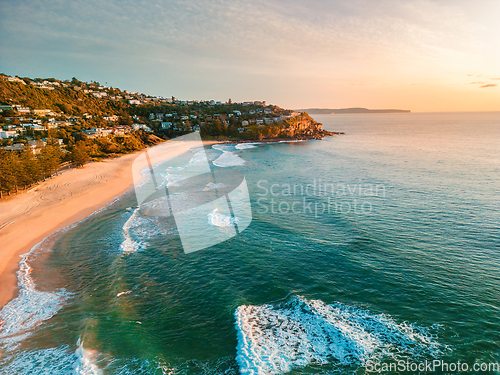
[0,112,499,374]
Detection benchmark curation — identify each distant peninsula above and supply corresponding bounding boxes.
[298,107,411,114]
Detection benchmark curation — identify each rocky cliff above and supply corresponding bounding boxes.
[277,112,335,139]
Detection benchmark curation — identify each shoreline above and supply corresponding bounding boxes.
[201,133,344,144]
[0,139,204,309]
[0,136,327,309]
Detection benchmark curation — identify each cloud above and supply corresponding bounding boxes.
[1,0,499,109]
[490,77,500,80]
[479,84,497,88]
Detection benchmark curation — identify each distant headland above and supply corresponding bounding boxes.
[298,107,411,114]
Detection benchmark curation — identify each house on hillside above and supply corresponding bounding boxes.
[5,77,25,84]
[0,105,13,112]
[0,130,17,139]
[32,109,52,116]
[4,143,25,151]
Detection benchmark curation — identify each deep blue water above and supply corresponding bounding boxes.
[0,112,499,374]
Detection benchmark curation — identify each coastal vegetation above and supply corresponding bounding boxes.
[0,73,335,196]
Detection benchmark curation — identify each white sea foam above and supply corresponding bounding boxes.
[278,139,306,143]
[0,343,235,374]
[161,172,186,188]
[73,339,103,375]
[0,339,103,375]
[212,144,234,152]
[0,196,125,353]
[235,296,445,374]
[207,208,239,227]
[0,243,70,351]
[213,152,245,167]
[203,182,227,192]
[116,291,132,297]
[119,208,146,253]
[212,145,240,166]
[188,150,209,165]
[0,346,75,374]
[235,143,260,150]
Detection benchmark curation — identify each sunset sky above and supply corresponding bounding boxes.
[1,0,499,112]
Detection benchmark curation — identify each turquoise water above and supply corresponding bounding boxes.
[1,112,499,374]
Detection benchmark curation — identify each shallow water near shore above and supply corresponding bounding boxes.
[1,112,499,374]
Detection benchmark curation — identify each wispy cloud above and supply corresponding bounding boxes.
[479,84,497,88]
[0,0,499,110]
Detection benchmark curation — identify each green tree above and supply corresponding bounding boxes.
[97,137,121,154]
[118,114,133,126]
[18,149,41,185]
[0,150,20,193]
[2,109,15,117]
[121,136,142,151]
[70,141,90,167]
[57,103,72,114]
[39,145,62,178]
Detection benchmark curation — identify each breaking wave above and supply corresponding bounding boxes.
[235,143,260,150]
[119,208,146,253]
[203,182,227,192]
[74,339,102,375]
[213,152,245,167]
[235,296,446,374]
[207,208,239,227]
[212,145,246,168]
[0,339,102,375]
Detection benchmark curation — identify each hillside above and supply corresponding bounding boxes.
[0,76,129,116]
[1,74,336,142]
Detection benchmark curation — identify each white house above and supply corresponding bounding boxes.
[6,77,25,84]
[103,115,119,122]
[133,124,152,132]
[4,144,25,151]
[0,130,17,139]
[32,109,52,116]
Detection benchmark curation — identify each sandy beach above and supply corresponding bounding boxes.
[0,139,201,309]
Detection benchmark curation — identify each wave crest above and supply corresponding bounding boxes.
[235,296,445,374]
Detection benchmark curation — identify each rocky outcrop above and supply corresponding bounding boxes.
[277,112,334,139]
